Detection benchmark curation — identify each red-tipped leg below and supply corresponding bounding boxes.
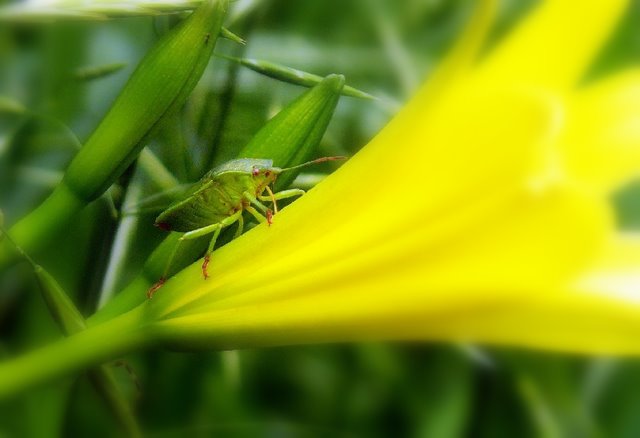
[147,277,166,299]
[202,254,210,279]
[266,209,273,226]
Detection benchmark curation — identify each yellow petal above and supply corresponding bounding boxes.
[151,184,612,352]
[477,0,628,90]
[571,233,640,305]
[561,69,640,193]
[143,2,629,355]
[420,234,640,355]
[151,85,559,318]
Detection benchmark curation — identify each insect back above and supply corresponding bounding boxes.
[154,159,276,232]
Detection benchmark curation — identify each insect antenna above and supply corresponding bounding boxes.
[279,156,347,173]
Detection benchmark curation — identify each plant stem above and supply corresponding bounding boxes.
[0,306,153,401]
[98,179,145,308]
[0,182,84,269]
[364,0,418,98]
[88,367,142,438]
[139,148,181,192]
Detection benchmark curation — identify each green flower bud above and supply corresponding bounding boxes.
[219,54,375,100]
[0,0,229,269]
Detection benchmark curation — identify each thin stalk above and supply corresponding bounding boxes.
[138,148,181,192]
[157,113,192,182]
[364,0,419,98]
[88,367,142,438]
[0,0,261,23]
[1,221,141,435]
[6,105,120,217]
[0,0,203,21]
[202,28,248,171]
[217,54,376,100]
[98,178,145,308]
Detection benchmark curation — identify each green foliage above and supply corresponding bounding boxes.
[92,75,346,323]
[0,0,228,270]
[0,0,639,436]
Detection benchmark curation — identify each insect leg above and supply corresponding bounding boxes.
[184,211,243,279]
[244,191,274,225]
[243,191,270,213]
[202,227,222,279]
[173,223,222,280]
[256,188,305,223]
[245,206,267,224]
[204,211,243,278]
[234,214,244,239]
[181,223,223,240]
[147,235,183,299]
[148,210,245,296]
[149,224,223,292]
[263,185,279,214]
[179,223,223,279]
[258,188,305,202]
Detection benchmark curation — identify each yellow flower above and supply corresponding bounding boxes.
[144,0,640,355]
[4,0,640,401]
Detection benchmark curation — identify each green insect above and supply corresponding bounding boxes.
[148,156,345,298]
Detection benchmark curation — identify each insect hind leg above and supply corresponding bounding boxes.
[196,210,243,279]
[234,214,244,239]
[147,211,244,298]
[201,227,222,279]
[147,234,184,299]
[245,206,267,224]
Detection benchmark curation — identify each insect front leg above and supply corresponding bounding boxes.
[243,191,270,213]
[243,191,273,225]
[258,188,305,220]
[245,206,267,225]
[258,188,306,202]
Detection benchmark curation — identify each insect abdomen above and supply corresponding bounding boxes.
[155,183,236,232]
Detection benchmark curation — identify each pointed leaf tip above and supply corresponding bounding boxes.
[323,74,346,91]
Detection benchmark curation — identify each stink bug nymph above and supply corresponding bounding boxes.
[147,156,345,298]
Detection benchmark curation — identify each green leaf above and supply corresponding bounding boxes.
[73,62,127,82]
[219,54,375,100]
[0,0,229,270]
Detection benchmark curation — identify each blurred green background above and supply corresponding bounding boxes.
[1,0,640,436]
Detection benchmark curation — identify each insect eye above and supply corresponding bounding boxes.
[252,167,260,176]
[265,171,271,177]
